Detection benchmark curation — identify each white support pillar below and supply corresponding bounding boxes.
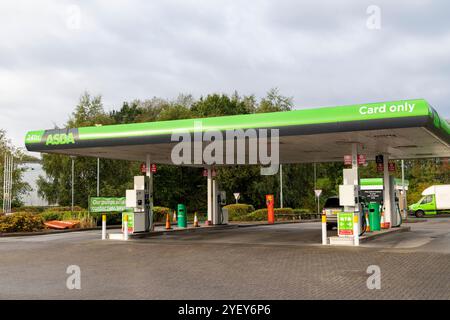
[97,158,100,197]
[146,155,154,231]
[207,167,213,224]
[352,143,360,246]
[351,143,359,182]
[280,164,283,208]
[401,159,407,220]
[383,154,392,227]
[212,178,218,225]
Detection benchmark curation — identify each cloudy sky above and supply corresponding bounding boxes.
[1,0,449,149]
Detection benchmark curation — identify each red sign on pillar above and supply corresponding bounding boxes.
[388,162,396,172]
[266,194,275,224]
[140,163,147,174]
[344,155,352,166]
[376,163,384,172]
[357,154,366,165]
[202,168,208,177]
[150,164,157,173]
[376,155,384,172]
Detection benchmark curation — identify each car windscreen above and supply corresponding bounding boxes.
[324,198,341,208]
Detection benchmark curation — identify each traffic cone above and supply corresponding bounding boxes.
[172,211,177,224]
[380,210,385,229]
[365,213,370,232]
[193,213,199,227]
[165,213,172,230]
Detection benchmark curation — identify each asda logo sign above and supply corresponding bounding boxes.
[45,129,78,146]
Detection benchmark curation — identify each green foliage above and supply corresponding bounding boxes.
[191,92,256,117]
[0,213,44,233]
[256,88,293,113]
[152,206,172,222]
[0,130,32,207]
[246,208,295,221]
[90,212,122,226]
[223,204,255,221]
[40,211,62,221]
[16,206,46,213]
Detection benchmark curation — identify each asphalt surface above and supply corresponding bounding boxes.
[0,218,449,299]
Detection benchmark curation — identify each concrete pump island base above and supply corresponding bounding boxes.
[25,99,450,246]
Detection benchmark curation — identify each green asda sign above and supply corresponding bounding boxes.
[89,197,126,213]
[46,132,75,145]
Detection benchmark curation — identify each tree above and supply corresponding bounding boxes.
[37,93,137,207]
[0,130,31,208]
[191,92,255,117]
[256,88,293,113]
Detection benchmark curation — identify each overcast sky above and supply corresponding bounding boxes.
[1,0,449,149]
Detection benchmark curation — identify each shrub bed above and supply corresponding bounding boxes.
[153,206,172,222]
[223,204,255,221]
[0,212,44,233]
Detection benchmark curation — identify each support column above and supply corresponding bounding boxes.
[207,167,213,224]
[401,159,407,220]
[280,164,283,208]
[146,155,154,231]
[351,143,359,182]
[383,154,392,227]
[352,143,360,246]
[212,178,218,225]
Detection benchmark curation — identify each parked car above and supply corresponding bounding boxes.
[323,196,343,230]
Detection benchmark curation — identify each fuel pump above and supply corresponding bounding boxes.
[338,169,366,239]
[389,176,402,227]
[360,177,402,228]
[124,176,151,233]
[217,191,228,224]
[211,178,228,225]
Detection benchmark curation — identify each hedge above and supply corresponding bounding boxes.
[243,208,294,221]
[152,206,172,222]
[0,212,44,233]
[223,204,255,221]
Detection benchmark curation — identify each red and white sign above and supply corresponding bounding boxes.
[212,168,217,177]
[140,163,157,173]
[203,168,208,177]
[344,155,352,166]
[388,162,396,172]
[376,163,384,173]
[357,154,366,165]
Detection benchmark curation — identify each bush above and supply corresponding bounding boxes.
[15,206,46,214]
[223,204,255,221]
[0,212,44,233]
[244,209,268,221]
[41,206,84,213]
[274,208,295,220]
[40,211,63,222]
[242,208,294,221]
[293,209,320,219]
[153,206,172,222]
[90,212,122,226]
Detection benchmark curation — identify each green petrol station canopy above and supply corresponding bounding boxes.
[25,98,450,164]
